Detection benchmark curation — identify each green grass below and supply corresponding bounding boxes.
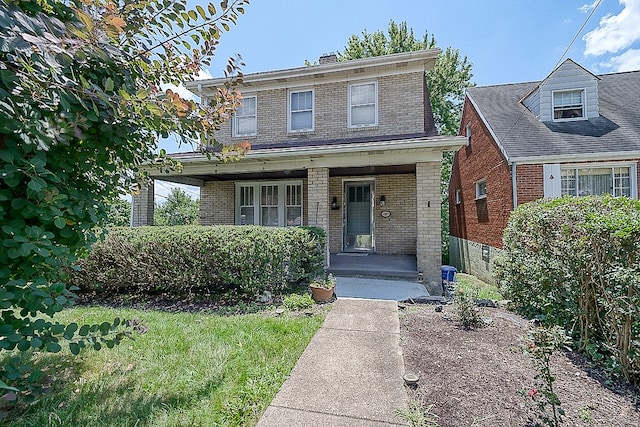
[455,273,503,300]
[3,307,324,427]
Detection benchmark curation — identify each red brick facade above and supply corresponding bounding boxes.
[449,98,640,251]
[449,98,513,249]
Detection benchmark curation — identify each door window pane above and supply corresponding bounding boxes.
[261,185,279,226]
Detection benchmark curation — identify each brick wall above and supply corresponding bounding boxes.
[214,72,427,145]
[516,164,544,204]
[199,181,234,225]
[449,98,513,249]
[416,162,442,292]
[327,174,417,255]
[131,181,154,226]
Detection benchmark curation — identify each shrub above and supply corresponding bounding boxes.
[72,225,326,298]
[282,293,315,310]
[495,195,640,386]
[453,285,484,330]
[521,325,570,427]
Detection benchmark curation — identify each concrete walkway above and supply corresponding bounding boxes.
[335,276,430,301]
[257,298,409,426]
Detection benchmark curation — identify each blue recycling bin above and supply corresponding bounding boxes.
[441,265,457,283]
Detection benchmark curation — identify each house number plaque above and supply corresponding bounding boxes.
[381,211,391,218]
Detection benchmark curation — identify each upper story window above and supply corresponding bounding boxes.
[553,90,584,121]
[233,95,257,137]
[475,179,487,199]
[455,189,462,205]
[289,89,314,132]
[349,82,377,127]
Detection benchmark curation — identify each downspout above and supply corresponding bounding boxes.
[511,161,518,209]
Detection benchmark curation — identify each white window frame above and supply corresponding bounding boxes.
[455,189,462,205]
[232,94,257,137]
[465,122,472,146]
[475,179,487,200]
[559,163,637,198]
[552,89,585,122]
[348,81,378,128]
[288,89,314,133]
[235,181,304,227]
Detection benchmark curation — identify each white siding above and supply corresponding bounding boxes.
[543,164,561,198]
[522,87,541,118]
[538,60,599,122]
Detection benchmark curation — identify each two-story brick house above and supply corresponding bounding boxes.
[132,50,466,289]
[449,59,640,283]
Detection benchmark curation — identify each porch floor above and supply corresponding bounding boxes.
[328,253,418,279]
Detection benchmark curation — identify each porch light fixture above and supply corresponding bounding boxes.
[380,195,386,206]
[331,197,340,210]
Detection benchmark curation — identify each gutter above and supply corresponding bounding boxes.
[172,136,467,164]
[511,151,640,165]
[511,161,518,209]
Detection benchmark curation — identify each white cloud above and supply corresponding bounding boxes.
[159,69,214,100]
[579,1,600,13]
[599,48,640,71]
[583,0,640,56]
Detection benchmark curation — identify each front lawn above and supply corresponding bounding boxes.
[455,273,503,300]
[3,307,324,426]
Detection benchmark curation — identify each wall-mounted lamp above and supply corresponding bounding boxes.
[380,195,386,206]
[331,197,340,210]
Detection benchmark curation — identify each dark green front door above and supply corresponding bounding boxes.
[344,182,373,252]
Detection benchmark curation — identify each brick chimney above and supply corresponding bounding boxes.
[319,53,338,65]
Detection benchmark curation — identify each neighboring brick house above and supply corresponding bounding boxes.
[132,50,466,290]
[449,59,640,283]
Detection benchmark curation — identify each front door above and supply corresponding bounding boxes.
[344,182,374,252]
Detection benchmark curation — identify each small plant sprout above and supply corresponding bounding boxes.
[520,325,571,427]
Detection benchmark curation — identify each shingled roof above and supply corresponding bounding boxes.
[466,70,640,162]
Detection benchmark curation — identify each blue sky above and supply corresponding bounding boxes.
[155,0,640,199]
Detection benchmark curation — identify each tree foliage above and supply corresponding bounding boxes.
[0,0,249,399]
[339,20,474,262]
[103,198,132,227]
[154,187,200,226]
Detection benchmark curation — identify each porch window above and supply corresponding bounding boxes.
[232,95,257,137]
[349,82,377,127]
[236,181,303,226]
[561,166,631,197]
[289,90,314,132]
[553,90,584,121]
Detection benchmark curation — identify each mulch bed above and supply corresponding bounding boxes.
[399,304,640,427]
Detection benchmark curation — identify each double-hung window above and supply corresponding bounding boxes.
[475,179,487,199]
[561,166,631,197]
[232,95,257,137]
[236,181,303,227]
[289,90,314,132]
[553,90,584,121]
[349,82,377,127]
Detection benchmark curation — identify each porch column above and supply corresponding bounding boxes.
[307,167,330,266]
[416,162,441,295]
[131,180,154,226]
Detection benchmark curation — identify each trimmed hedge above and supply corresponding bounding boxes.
[495,195,640,386]
[72,225,326,297]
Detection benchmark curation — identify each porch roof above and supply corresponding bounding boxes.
[148,134,466,185]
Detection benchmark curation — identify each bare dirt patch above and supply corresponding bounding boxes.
[399,304,640,427]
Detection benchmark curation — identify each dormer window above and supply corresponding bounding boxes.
[553,90,584,121]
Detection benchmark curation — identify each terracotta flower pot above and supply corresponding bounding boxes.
[310,286,335,303]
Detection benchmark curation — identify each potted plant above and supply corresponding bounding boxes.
[309,273,336,303]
